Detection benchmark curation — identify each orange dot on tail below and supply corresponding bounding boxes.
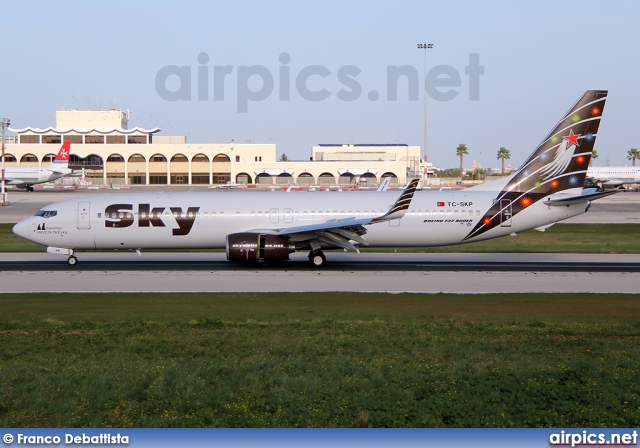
[576,155,586,164]
[520,196,532,207]
[591,106,601,116]
[483,217,491,225]
[550,179,559,188]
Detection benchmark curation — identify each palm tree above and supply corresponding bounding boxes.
[456,144,468,180]
[627,148,639,166]
[497,147,511,175]
[590,149,598,166]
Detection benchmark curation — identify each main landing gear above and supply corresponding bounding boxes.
[308,250,326,268]
[67,255,78,266]
[25,185,34,192]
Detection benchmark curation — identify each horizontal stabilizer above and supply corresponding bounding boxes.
[534,224,555,232]
[543,188,618,206]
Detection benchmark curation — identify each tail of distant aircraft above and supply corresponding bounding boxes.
[52,141,71,166]
[465,90,608,240]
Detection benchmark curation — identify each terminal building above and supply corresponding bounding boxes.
[4,109,426,187]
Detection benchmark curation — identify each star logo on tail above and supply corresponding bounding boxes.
[564,129,580,147]
[539,129,581,180]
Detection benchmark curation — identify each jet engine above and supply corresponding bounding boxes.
[226,233,295,262]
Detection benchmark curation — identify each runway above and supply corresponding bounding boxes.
[1,252,639,293]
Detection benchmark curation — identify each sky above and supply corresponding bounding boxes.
[0,0,638,169]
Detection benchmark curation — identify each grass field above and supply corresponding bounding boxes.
[1,292,639,427]
[2,223,640,254]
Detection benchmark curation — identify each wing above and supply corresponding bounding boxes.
[248,179,420,252]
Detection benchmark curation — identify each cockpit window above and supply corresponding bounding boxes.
[35,210,57,218]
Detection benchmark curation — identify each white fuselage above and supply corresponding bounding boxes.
[587,166,640,186]
[14,190,589,251]
[2,164,71,187]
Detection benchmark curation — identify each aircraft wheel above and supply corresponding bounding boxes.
[67,255,78,266]
[27,186,34,192]
[308,250,326,268]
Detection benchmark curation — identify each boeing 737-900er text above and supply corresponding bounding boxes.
[13,90,617,267]
[2,141,73,191]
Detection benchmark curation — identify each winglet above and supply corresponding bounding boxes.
[372,178,420,222]
[53,141,71,163]
[376,176,392,191]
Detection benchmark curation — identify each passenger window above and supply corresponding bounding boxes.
[98,213,102,218]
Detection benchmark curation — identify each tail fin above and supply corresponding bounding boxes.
[512,89,607,194]
[52,141,71,164]
[464,90,607,241]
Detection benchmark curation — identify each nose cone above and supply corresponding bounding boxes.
[13,217,32,240]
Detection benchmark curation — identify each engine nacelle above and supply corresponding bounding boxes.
[226,232,294,262]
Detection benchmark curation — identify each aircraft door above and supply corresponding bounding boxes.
[269,208,279,224]
[500,199,512,227]
[283,208,293,223]
[77,201,91,230]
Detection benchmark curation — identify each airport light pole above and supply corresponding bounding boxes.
[417,43,433,180]
[1,118,10,206]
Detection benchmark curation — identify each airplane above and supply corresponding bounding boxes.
[2,141,73,191]
[586,166,640,189]
[13,90,616,267]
